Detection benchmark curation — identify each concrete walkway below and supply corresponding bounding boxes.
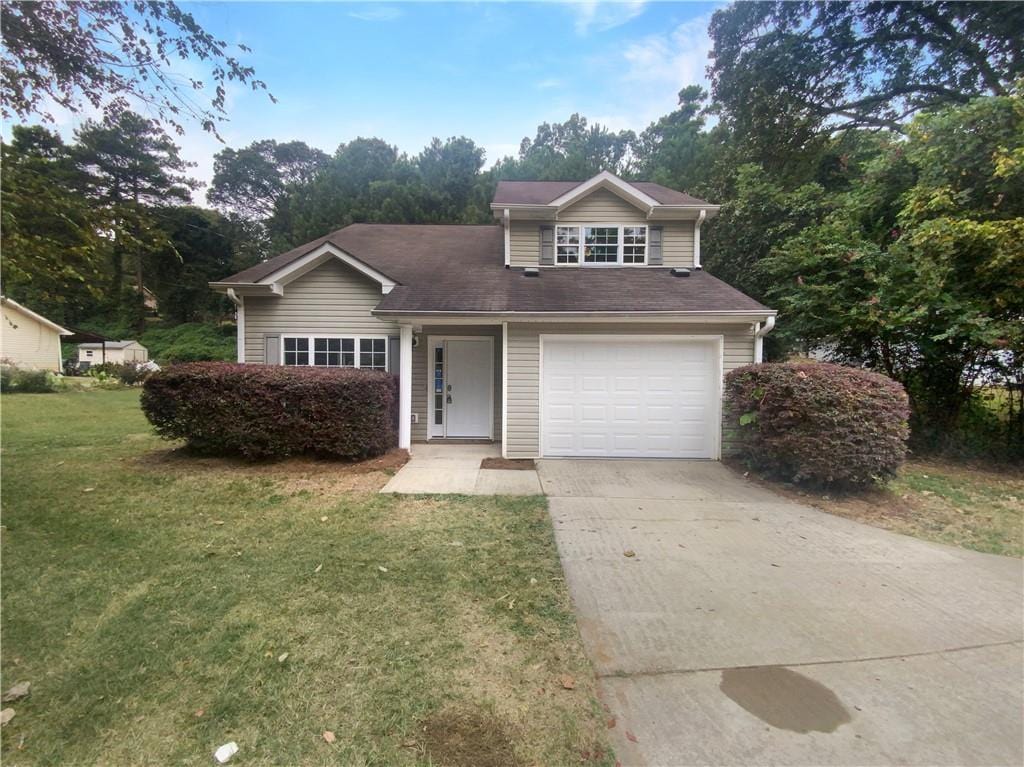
[380,443,542,495]
[540,459,1024,767]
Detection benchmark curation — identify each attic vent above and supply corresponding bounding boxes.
[671,268,691,277]
[523,267,540,278]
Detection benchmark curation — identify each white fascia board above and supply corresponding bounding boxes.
[0,296,71,335]
[549,171,660,212]
[209,282,283,297]
[646,205,721,221]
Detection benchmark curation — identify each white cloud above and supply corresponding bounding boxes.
[588,13,714,133]
[481,142,521,168]
[536,78,563,90]
[569,0,647,35]
[347,6,403,22]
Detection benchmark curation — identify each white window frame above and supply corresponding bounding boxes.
[555,225,580,264]
[551,224,648,266]
[280,334,390,371]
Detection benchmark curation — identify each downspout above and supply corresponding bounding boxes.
[226,288,244,363]
[503,208,511,267]
[754,315,776,363]
[694,209,707,270]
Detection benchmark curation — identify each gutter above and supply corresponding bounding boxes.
[754,315,776,363]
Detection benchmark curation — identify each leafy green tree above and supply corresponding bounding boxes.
[1,0,272,137]
[702,164,832,297]
[757,92,1024,442]
[415,137,487,221]
[208,139,329,221]
[635,86,712,194]
[493,114,636,180]
[146,207,235,324]
[708,1,1024,171]
[73,111,199,323]
[0,126,109,323]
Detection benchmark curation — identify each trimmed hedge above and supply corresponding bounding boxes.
[725,362,910,486]
[141,362,397,460]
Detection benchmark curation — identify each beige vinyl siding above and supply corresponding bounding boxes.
[509,221,541,267]
[243,258,398,363]
[504,322,756,459]
[507,188,695,268]
[411,325,502,442]
[0,304,63,371]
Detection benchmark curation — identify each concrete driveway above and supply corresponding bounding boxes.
[539,460,1023,766]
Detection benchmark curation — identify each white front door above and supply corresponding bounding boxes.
[441,339,492,438]
[541,337,720,458]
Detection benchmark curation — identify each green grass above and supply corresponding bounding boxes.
[886,460,1024,556]
[1,390,612,766]
[743,456,1023,558]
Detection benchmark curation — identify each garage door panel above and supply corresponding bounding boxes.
[542,338,718,459]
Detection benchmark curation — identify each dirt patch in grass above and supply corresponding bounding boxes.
[139,446,408,473]
[137,448,409,494]
[421,708,520,767]
[729,457,1023,557]
[481,458,536,470]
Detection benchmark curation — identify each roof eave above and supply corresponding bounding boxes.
[373,309,775,321]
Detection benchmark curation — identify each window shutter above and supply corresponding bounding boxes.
[648,226,663,265]
[387,335,399,376]
[539,225,554,265]
[264,334,280,365]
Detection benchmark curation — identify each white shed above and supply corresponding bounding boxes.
[77,340,149,367]
[0,296,70,372]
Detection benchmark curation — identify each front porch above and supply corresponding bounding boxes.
[399,324,503,451]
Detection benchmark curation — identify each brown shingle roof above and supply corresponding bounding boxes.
[223,224,502,285]
[215,224,769,316]
[491,179,713,207]
[374,268,769,314]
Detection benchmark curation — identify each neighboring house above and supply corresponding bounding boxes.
[211,171,776,460]
[0,296,71,372]
[77,340,149,367]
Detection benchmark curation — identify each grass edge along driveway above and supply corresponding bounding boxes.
[1,389,613,766]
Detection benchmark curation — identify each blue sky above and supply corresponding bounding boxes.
[13,1,723,200]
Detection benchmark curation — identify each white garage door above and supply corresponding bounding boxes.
[541,337,720,459]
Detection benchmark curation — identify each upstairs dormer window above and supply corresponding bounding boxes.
[555,226,580,264]
[553,224,648,266]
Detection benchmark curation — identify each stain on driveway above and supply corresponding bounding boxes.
[540,459,1023,766]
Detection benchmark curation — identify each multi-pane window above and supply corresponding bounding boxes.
[622,226,647,264]
[550,225,649,265]
[359,338,387,370]
[555,225,580,264]
[282,336,385,370]
[313,338,356,366]
[583,226,619,263]
[284,337,309,366]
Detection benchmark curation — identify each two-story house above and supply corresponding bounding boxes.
[211,171,776,460]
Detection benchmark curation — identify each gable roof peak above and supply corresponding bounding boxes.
[491,176,716,209]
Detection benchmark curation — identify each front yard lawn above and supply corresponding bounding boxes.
[1,389,612,766]
[736,457,1023,558]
